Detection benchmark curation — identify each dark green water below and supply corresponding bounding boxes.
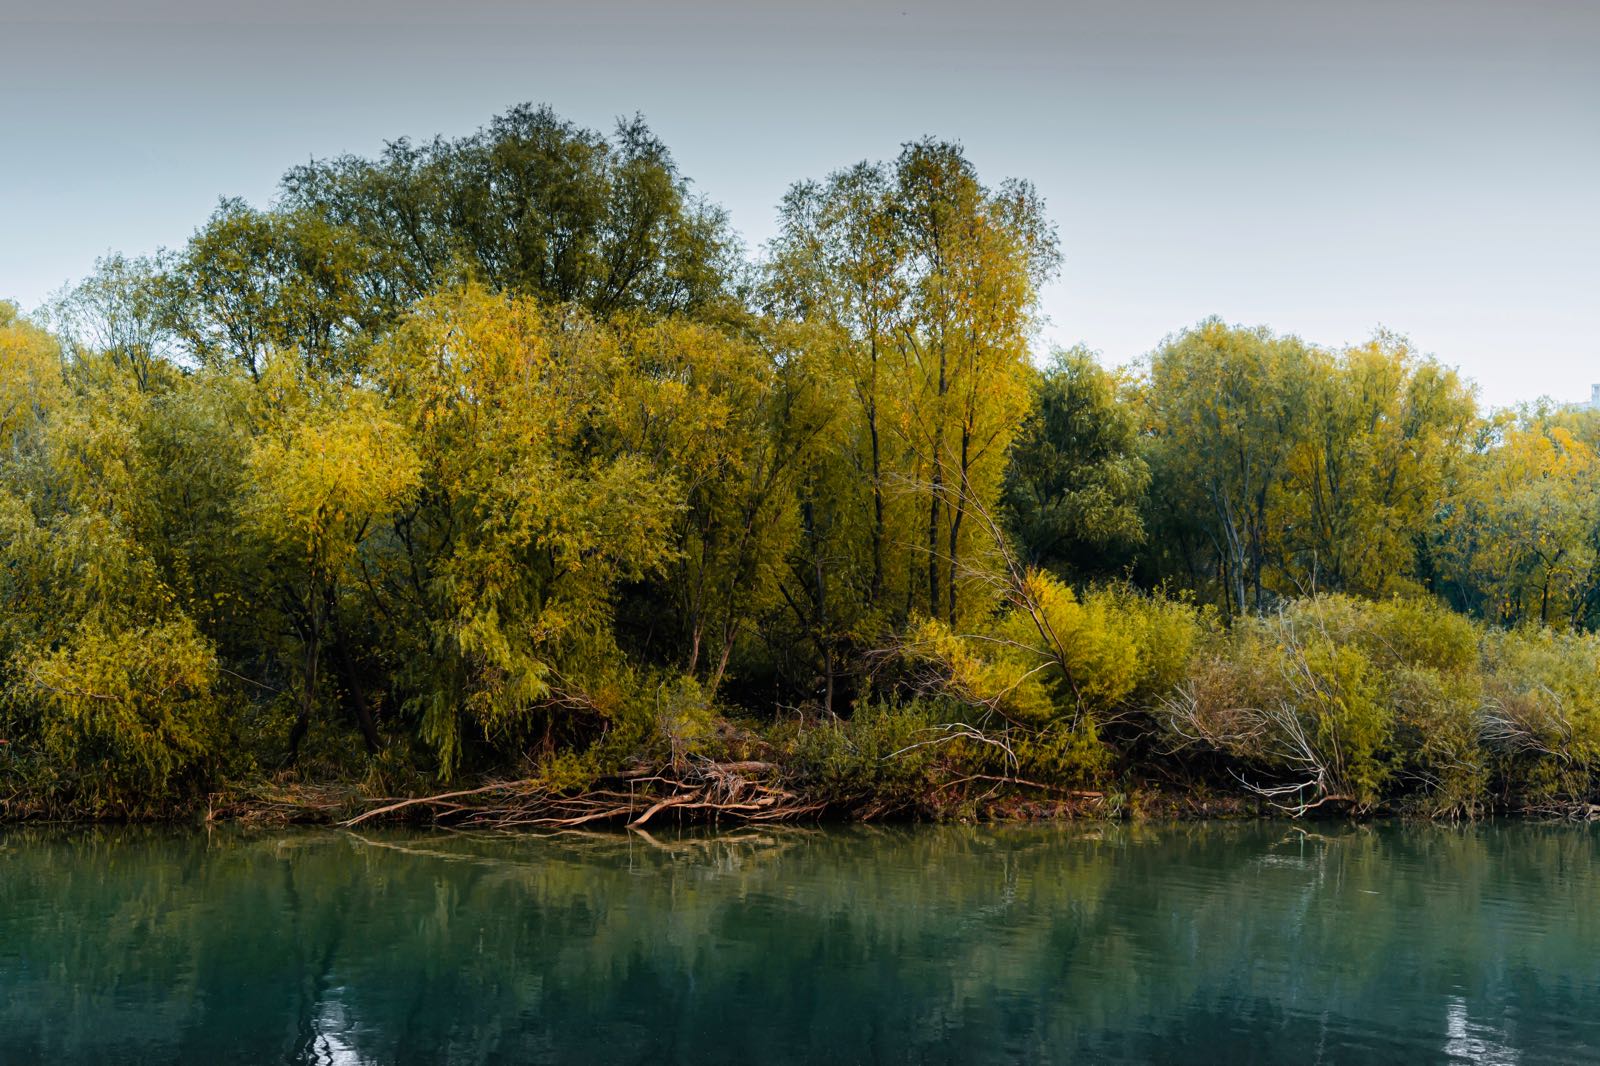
[2,822,1598,1064]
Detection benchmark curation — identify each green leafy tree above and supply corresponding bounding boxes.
[371,286,679,773]
[1143,320,1317,616]
[281,105,737,321]
[243,357,422,756]
[173,199,384,378]
[0,302,63,450]
[47,253,182,391]
[1276,333,1476,598]
[892,140,1060,625]
[1002,347,1149,576]
[1433,417,1600,627]
[607,316,832,696]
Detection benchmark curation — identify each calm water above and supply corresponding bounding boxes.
[2,822,1599,1064]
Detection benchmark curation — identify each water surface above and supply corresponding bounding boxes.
[3,821,1598,1064]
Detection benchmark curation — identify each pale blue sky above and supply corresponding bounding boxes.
[3,0,1596,408]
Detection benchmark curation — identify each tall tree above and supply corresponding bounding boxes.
[47,254,181,391]
[769,162,907,610]
[0,302,63,451]
[243,356,422,756]
[606,317,833,697]
[370,286,679,773]
[173,200,382,379]
[893,140,1059,625]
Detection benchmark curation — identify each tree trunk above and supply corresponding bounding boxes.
[868,337,885,604]
[287,625,319,763]
[331,624,382,755]
[946,427,972,624]
[927,365,947,617]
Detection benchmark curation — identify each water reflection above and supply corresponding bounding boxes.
[2,822,1598,1064]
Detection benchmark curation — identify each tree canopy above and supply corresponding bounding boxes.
[4,105,1597,822]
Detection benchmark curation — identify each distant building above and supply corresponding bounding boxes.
[1591,384,1600,410]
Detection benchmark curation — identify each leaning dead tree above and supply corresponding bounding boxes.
[1158,613,1362,817]
[1162,683,1356,816]
[1478,683,1600,819]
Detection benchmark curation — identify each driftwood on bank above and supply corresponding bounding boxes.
[340,758,826,831]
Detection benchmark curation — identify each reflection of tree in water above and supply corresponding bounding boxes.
[1,823,1598,1063]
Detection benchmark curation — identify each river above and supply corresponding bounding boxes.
[2,821,1597,1063]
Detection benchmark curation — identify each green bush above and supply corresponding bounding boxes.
[5,616,222,816]
[782,700,956,812]
[1165,595,1487,814]
[1480,627,1600,804]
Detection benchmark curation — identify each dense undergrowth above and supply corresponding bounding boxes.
[5,105,1600,825]
[11,586,1600,825]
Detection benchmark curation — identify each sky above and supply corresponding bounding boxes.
[2,0,1596,409]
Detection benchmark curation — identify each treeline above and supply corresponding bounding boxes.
[5,104,1600,820]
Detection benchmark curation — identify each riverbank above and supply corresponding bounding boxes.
[200,778,1600,830]
[0,749,1267,829]
[15,757,1572,831]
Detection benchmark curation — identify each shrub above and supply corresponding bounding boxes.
[783,700,950,812]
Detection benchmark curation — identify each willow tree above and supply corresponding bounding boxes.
[46,253,180,392]
[173,199,385,379]
[770,142,1058,634]
[244,356,422,756]
[0,307,227,812]
[605,316,835,697]
[766,164,919,704]
[1276,334,1476,599]
[770,163,907,608]
[371,286,679,773]
[0,302,62,450]
[0,302,67,655]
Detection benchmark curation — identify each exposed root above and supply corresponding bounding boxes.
[1518,799,1600,821]
[338,758,824,831]
[342,782,524,828]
